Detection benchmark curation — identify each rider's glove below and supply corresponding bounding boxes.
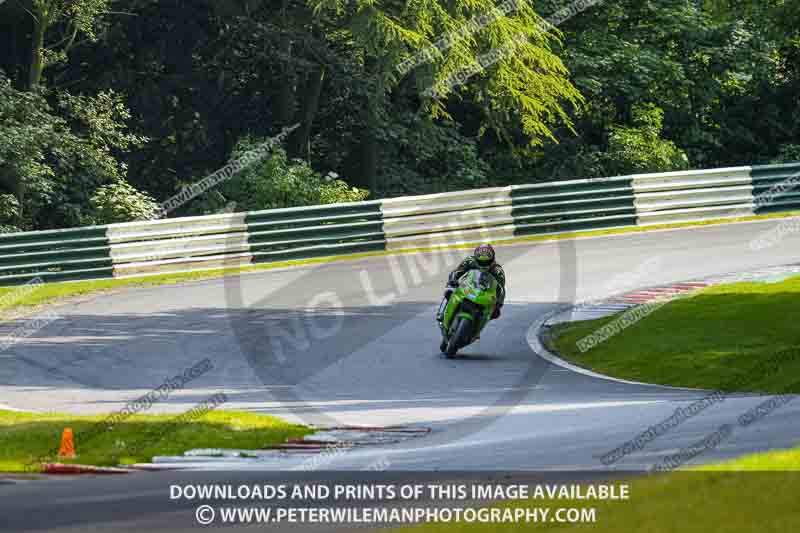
[447,272,460,287]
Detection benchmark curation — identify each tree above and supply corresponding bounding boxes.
[24,0,112,89]
[0,74,145,229]
[602,104,689,175]
[308,0,583,190]
[204,139,369,213]
[4,0,799,234]
[88,178,160,224]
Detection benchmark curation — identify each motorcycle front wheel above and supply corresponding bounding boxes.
[445,318,472,358]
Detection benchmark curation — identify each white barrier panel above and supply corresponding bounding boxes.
[631,167,752,193]
[380,187,513,250]
[106,213,247,244]
[109,233,251,263]
[112,251,254,277]
[637,203,755,226]
[382,206,513,238]
[107,213,249,276]
[634,185,754,213]
[380,187,512,218]
[384,225,516,251]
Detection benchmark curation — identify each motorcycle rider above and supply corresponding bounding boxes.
[436,243,506,322]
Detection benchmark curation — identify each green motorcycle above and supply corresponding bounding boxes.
[438,269,499,357]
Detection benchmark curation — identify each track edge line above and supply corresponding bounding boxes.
[525,307,706,392]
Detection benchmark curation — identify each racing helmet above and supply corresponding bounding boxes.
[473,243,496,268]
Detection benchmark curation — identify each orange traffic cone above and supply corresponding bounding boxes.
[58,427,76,459]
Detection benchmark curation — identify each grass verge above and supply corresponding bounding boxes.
[407,445,800,533]
[406,468,800,532]
[0,408,311,472]
[2,210,800,320]
[698,445,800,471]
[548,275,800,392]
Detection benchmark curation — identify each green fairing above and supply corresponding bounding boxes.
[439,269,499,357]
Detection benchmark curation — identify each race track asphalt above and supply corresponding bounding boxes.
[2,218,800,531]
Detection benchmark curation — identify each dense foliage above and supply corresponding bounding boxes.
[88,179,160,224]
[208,140,370,214]
[0,0,797,231]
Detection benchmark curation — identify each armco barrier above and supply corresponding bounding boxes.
[751,163,800,214]
[107,213,249,277]
[631,166,755,225]
[245,202,385,262]
[380,187,513,250]
[0,162,798,285]
[0,226,113,285]
[511,176,637,235]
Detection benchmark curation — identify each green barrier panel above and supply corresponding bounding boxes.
[514,214,638,236]
[248,220,383,242]
[514,205,637,224]
[0,236,108,254]
[250,240,386,264]
[751,163,800,214]
[510,176,632,198]
[511,177,636,236]
[512,196,636,216]
[245,201,386,260]
[0,226,107,246]
[246,201,382,224]
[750,163,800,187]
[753,200,800,214]
[752,176,800,190]
[249,231,386,252]
[0,246,111,268]
[752,191,800,204]
[512,190,635,206]
[0,224,113,285]
[751,162,800,175]
[0,256,113,274]
[0,266,115,285]
[247,213,383,233]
